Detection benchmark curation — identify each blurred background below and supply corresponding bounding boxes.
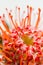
[0,0,43,30]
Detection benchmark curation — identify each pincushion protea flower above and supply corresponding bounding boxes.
[0,5,43,65]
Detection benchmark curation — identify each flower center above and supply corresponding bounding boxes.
[21,34,33,45]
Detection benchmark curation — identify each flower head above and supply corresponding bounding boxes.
[0,5,43,65]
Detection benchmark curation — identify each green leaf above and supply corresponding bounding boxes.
[0,36,2,44]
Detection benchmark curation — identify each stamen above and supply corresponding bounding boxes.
[35,8,41,28]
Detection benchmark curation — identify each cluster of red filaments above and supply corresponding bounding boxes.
[0,6,43,65]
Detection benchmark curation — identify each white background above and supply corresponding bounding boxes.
[0,0,43,30]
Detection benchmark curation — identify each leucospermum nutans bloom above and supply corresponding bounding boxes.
[0,5,43,65]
